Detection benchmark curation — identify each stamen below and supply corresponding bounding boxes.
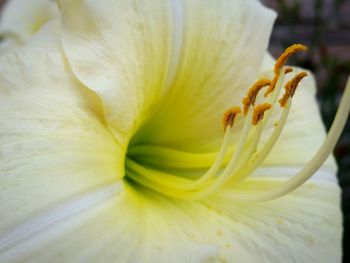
[127,145,230,169]
[228,100,293,185]
[279,72,308,107]
[223,106,241,131]
[242,79,271,115]
[252,103,272,125]
[176,108,259,200]
[284,67,293,74]
[221,77,350,202]
[126,44,349,203]
[126,158,205,191]
[264,44,308,97]
[127,125,234,193]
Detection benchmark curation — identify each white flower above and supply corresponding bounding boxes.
[0,0,349,262]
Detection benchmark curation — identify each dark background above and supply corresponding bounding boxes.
[1,0,349,261]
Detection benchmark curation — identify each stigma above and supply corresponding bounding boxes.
[126,44,350,201]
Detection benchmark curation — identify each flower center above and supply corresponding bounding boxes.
[125,44,350,201]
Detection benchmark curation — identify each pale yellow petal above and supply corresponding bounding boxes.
[61,0,276,151]
[210,178,342,262]
[0,21,123,237]
[1,179,340,263]
[61,0,175,147]
[132,0,276,152]
[0,0,59,52]
[0,183,218,263]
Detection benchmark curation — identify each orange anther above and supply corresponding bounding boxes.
[279,72,308,107]
[264,44,308,97]
[252,103,272,125]
[242,79,271,115]
[223,106,241,131]
[285,67,293,74]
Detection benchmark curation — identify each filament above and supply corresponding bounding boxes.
[125,44,349,202]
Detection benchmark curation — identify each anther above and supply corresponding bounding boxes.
[223,106,241,131]
[252,103,272,125]
[242,79,271,115]
[285,67,293,74]
[264,44,308,97]
[279,72,308,107]
[126,43,349,202]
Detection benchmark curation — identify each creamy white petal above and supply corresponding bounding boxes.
[132,0,276,152]
[0,183,219,263]
[0,38,16,54]
[1,179,341,263]
[61,0,175,147]
[211,178,342,262]
[0,21,123,238]
[0,0,59,49]
[61,0,276,150]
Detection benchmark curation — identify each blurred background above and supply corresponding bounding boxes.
[262,0,350,261]
[0,0,349,261]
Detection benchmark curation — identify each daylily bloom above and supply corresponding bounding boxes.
[0,0,349,262]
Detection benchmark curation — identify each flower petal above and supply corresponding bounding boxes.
[0,183,219,263]
[0,0,59,51]
[1,179,341,263]
[212,178,342,262]
[61,0,276,150]
[0,21,123,237]
[61,0,176,147]
[135,1,276,152]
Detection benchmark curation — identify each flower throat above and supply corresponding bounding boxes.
[125,44,350,201]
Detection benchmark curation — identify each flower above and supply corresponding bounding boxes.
[0,0,349,262]
[0,0,59,54]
